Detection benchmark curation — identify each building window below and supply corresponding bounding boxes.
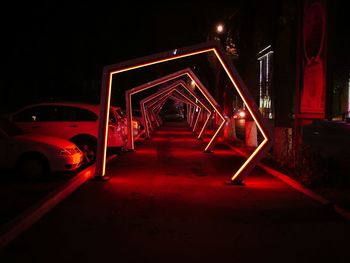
[258,45,274,119]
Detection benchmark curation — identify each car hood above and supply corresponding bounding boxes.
[14,134,76,148]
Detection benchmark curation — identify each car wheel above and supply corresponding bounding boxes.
[74,139,96,166]
[17,154,49,180]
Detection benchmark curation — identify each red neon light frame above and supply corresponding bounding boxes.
[96,41,273,183]
[139,80,210,139]
[142,88,184,137]
[125,70,214,149]
[142,88,177,133]
[169,93,202,132]
[125,71,219,150]
[144,89,201,139]
[148,89,205,133]
[144,82,206,137]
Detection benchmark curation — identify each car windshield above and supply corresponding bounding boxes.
[0,118,25,136]
[108,110,119,125]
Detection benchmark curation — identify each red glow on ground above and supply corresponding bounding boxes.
[106,122,281,194]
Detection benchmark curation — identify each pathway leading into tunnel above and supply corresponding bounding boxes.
[1,121,349,263]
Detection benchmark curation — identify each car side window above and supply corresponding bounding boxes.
[13,106,59,122]
[60,106,98,122]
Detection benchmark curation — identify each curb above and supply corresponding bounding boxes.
[224,142,350,221]
[0,155,117,249]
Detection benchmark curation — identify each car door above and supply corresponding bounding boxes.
[59,106,98,139]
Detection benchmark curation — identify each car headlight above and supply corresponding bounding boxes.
[59,147,81,156]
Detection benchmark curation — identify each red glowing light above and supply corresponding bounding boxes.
[96,42,272,183]
[140,82,205,141]
[129,77,215,147]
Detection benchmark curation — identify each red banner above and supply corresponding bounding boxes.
[300,0,326,116]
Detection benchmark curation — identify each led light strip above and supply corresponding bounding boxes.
[185,72,226,152]
[97,43,272,183]
[143,88,178,137]
[142,84,203,139]
[212,49,271,180]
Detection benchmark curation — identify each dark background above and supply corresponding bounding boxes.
[0,1,244,112]
[1,1,348,116]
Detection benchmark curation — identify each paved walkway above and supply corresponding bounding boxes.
[1,122,349,262]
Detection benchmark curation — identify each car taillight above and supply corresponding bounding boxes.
[132,120,138,129]
[59,147,80,156]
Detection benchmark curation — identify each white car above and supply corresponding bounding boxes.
[112,106,142,137]
[9,102,127,165]
[0,119,83,178]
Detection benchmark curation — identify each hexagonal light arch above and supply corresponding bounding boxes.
[146,89,197,129]
[143,85,202,131]
[139,82,193,137]
[141,86,196,138]
[141,85,206,140]
[155,79,213,135]
[156,90,199,127]
[138,79,212,140]
[96,41,273,183]
[124,68,223,152]
[168,93,203,132]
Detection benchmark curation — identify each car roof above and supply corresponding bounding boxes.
[14,101,120,115]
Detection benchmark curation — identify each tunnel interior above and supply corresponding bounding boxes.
[97,42,272,184]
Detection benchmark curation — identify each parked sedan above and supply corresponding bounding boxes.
[0,119,83,179]
[113,107,142,136]
[9,102,127,165]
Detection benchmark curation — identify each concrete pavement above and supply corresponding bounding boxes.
[1,121,349,262]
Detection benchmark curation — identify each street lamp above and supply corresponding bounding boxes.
[216,23,225,34]
[210,9,240,60]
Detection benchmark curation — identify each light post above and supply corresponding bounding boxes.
[208,14,240,140]
[209,9,258,148]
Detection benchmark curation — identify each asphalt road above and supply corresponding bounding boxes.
[0,169,83,226]
[1,121,349,263]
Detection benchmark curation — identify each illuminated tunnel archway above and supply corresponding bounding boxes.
[143,86,201,131]
[124,69,224,152]
[143,88,203,140]
[142,87,197,138]
[144,80,213,135]
[96,41,273,183]
[168,93,203,132]
[138,80,213,140]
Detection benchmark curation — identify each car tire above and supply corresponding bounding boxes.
[16,153,50,180]
[72,138,97,166]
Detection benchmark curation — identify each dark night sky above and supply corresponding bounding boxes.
[0,1,348,113]
[0,1,244,112]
